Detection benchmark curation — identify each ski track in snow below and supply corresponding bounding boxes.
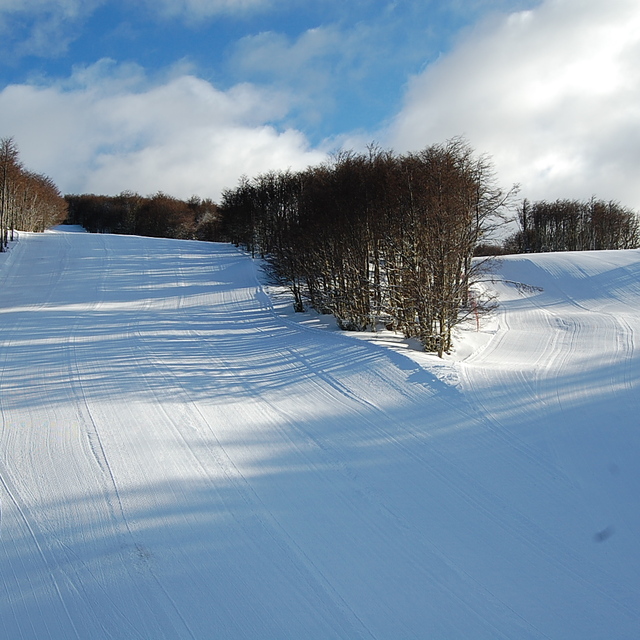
[0,230,639,639]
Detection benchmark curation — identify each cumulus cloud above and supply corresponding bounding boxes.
[0,60,326,199]
[388,0,640,210]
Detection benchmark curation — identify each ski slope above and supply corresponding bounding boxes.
[0,228,638,639]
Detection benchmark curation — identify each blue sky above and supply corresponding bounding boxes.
[1,1,518,143]
[1,0,640,212]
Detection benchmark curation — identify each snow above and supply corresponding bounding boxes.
[0,228,638,639]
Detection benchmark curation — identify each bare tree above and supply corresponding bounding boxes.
[218,137,511,356]
[0,137,21,250]
[506,198,639,253]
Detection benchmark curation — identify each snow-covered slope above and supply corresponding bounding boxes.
[0,229,638,639]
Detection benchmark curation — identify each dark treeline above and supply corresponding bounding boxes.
[218,138,512,356]
[0,137,67,248]
[504,198,639,253]
[65,192,220,241]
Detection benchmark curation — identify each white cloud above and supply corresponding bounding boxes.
[388,0,640,210]
[145,0,270,21]
[0,60,326,199]
[0,0,104,56]
[0,0,88,12]
[0,0,269,57]
[229,18,407,136]
[230,26,346,125]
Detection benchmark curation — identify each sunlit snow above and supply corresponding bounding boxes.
[0,228,638,639]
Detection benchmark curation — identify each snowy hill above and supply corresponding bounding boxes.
[0,228,638,639]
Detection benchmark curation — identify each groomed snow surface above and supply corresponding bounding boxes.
[0,228,638,639]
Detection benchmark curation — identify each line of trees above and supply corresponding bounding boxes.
[218,138,513,355]
[65,192,219,241]
[6,130,639,355]
[0,137,67,248]
[504,198,639,253]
